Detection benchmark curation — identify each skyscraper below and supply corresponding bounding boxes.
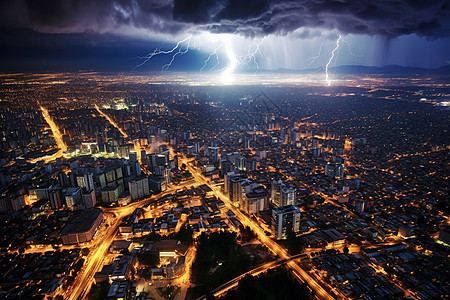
[271,205,301,239]
[208,146,219,164]
[271,180,296,207]
[325,162,345,178]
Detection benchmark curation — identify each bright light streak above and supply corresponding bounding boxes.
[239,36,266,71]
[133,35,192,71]
[325,35,342,86]
[94,104,128,138]
[200,43,222,72]
[40,106,67,152]
[133,141,144,166]
[162,36,192,72]
[29,106,68,163]
[306,42,324,65]
[221,37,238,85]
[340,37,358,59]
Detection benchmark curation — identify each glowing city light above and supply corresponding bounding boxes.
[94,104,128,138]
[29,106,68,163]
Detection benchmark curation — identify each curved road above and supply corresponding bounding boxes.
[196,253,309,300]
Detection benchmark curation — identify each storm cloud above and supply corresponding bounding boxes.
[0,0,449,38]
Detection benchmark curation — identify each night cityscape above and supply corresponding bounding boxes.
[0,1,449,300]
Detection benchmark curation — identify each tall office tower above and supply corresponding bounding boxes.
[128,177,150,200]
[242,185,268,215]
[82,189,97,208]
[271,180,297,207]
[235,156,245,171]
[49,188,62,210]
[271,205,301,239]
[208,146,219,164]
[225,174,246,207]
[129,151,138,162]
[355,200,366,214]
[325,162,345,178]
[76,173,95,191]
[140,149,147,165]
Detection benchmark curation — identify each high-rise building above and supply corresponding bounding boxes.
[271,180,296,207]
[148,153,168,170]
[64,187,82,208]
[82,189,97,208]
[242,185,268,214]
[0,194,25,212]
[245,159,257,172]
[325,162,345,178]
[128,177,150,200]
[49,188,62,210]
[271,205,301,239]
[28,184,52,202]
[225,173,268,213]
[355,200,366,214]
[129,151,138,162]
[227,175,246,207]
[131,161,141,177]
[76,173,94,191]
[220,160,234,176]
[101,185,122,203]
[235,156,245,171]
[208,147,219,164]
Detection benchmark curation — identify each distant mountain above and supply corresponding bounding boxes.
[272,64,450,75]
[331,64,450,75]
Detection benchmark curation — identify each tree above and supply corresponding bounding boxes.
[66,275,75,287]
[81,248,90,256]
[171,226,194,245]
[240,226,256,243]
[343,246,349,255]
[138,252,159,267]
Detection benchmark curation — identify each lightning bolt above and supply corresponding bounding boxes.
[306,42,324,65]
[191,33,205,50]
[340,37,359,59]
[134,34,266,78]
[221,37,238,84]
[161,36,192,72]
[133,35,192,71]
[325,35,342,86]
[240,37,266,72]
[200,43,222,72]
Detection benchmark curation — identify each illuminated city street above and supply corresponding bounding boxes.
[0,3,449,300]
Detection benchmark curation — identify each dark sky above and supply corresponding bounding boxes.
[0,0,449,72]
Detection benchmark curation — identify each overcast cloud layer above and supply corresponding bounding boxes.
[1,0,449,38]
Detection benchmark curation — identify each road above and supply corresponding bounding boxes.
[176,152,339,300]
[174,246,197,300]
[196,253,309,299]
[64,178,198,300]
[67,217,119,300]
